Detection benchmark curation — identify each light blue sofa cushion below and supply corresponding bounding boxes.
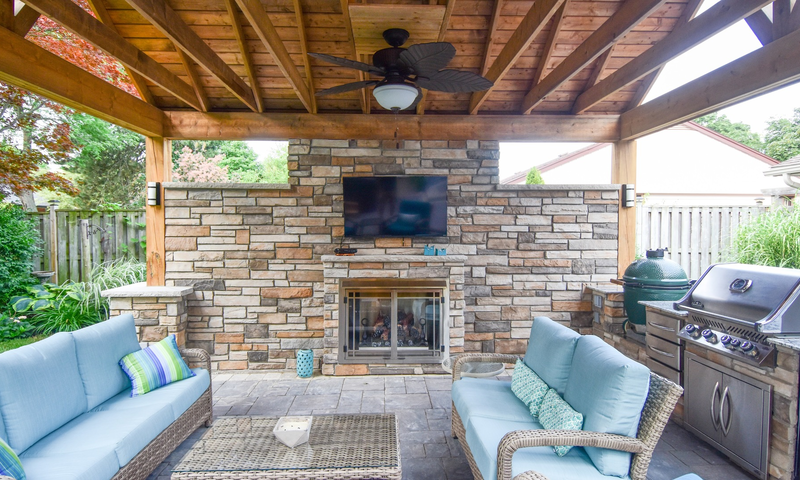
[20,446,120,480]
[523,317,580,395]
[21,401,174,467]
[94,368,209,420]
[452,378,533,425]
[0,332,87,453]
[564,335,651,477]
[72,314,142,410]
[466,416,627,480]
[0,405,6,444]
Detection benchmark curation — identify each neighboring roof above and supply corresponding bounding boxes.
[765,154,800,176]
[500,122,780,184]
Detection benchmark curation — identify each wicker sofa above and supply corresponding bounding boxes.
[451,316,682,480]
[0,314,212,480]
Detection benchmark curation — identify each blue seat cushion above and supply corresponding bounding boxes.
[0,333,88,453]
[72,314,142,410]
[523,317,580,395]
[564,335,651,477]
[20,402,174,468]
[20,446,120,480]
[466,416,627,480]
[95,368,209,420]
[452,378,533,426]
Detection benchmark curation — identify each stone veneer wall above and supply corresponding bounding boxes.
[161,139,620,373]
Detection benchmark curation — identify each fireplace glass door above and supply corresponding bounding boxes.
[342,288,445,363]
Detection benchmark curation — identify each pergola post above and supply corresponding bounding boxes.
[612,140,637,277]
[145,137,170,286]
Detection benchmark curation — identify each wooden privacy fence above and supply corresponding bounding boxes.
[27,208,146,283]
[636,204,767,280]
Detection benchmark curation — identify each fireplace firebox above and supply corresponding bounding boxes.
[339,283,446,364]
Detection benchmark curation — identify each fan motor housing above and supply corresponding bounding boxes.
[373,48,410,76]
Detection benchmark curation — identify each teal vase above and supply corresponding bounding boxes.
[296,349,314,378]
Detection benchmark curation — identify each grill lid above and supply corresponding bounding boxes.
[622,249,690,287]
[675,263,800,326]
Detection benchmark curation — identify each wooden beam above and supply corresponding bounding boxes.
[774,0,796,38]
[793,0,800,32]
[224,0,263,112]
[416,0,457,114]
[619,27,800,141]
[145,137,168,287]
[25,0,201,109]
[85,0,154,105]
[292,0,316,114]
[468,0,565,114]
[125,0,258,111]
[522,0,668,114]
[176,47,210,112]
[575,0,770,115]
[339,0,367,114]
[164,112,620,142]
[480,0,505,76]
[0,0,12,30]
[612,140,636,277]
[13,5,40,36]
[626,0,704,109]
[0,25,163,136]
[745,10,775,45]
[584,45,614,88]
[235,0,313,113]
[529,2,566,87]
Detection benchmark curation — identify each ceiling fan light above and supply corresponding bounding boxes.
[373,84,418,111]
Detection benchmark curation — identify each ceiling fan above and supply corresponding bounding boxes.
[309,28,493,111]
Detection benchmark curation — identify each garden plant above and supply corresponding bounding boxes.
[728,206,800,268]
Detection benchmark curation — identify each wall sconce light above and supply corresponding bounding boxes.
[622,183,635,208]
[147,182,161,206]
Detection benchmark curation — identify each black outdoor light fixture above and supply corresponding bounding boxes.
[622,184,635,208]
[147,182,161,206]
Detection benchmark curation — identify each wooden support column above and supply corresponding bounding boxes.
[612,140,636,277]
[145,137,170,286]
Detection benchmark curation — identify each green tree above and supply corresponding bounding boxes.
[525,167,545,185]
[694,113,764,152]
[171,140,262,181]
[763,109,800,162]
[261,143,289,183]
[66,114,146,208]
[0,204,42,308]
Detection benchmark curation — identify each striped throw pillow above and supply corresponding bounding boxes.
[119,335,195,396]
[538,388,584,457]
[0,437,25,480]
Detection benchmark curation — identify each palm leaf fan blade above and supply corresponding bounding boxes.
[315,81,378,96]
[308,53,384,75]
[398,42,456,77]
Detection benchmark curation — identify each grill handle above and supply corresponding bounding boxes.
[647,344,675,358]
[710,382,721,430]
[720,386,731,436]
[648,321,676,333]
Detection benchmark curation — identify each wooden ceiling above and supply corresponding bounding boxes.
[4,0,800,140]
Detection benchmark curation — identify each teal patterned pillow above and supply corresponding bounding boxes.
[119,335,194,396]
[0,437,25,480]
[538,388,584,457]
[511,360,549,415]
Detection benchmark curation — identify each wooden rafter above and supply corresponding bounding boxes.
[235,0,314,113]
[0,25,163,136]
[468,0,565,114]
[416,0,457,115]
[746,10,775,46]
[529,2,566,88]
[339,0,367,114]
[620,27,800,141]
[584,46,614,89]
[224,0,264,112]
[176,47,210,112]
[0,0,12,30]
[625,0,704,110]
[574,0,768,114]
[521,0,668,114]
[292,0,317,114]
[84,0,154,105]
[480,0,505,76]
[774,0,795,39]
[165,112,620,142]
[125,0,258,112]
[13,5,40,36]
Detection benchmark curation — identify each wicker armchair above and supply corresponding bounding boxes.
[451,353,683,480]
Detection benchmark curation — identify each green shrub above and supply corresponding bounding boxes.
[0,204,42,308]
[0,314,35,341]
[32,298,103,335]
[525,167,545,185]
[727,207,800,268]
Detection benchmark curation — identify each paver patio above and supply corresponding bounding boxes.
[146,372,753,480]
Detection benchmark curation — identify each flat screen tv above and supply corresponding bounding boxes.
[343,176,448,237]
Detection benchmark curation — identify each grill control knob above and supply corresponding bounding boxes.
[730,338,741,349]
[701,329,718,343]
[720,335,733,348]
[740,341,758,356]
[685,324,701,338]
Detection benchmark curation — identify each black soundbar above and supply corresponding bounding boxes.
[334,248,358,255]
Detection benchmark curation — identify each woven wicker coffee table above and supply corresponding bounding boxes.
[171,414,401,479]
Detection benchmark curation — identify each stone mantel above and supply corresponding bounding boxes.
[321,255,467,264]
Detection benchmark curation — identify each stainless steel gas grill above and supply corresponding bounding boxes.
[675,263,800,368]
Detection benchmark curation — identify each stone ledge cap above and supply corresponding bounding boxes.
[101,282,194,298]
[163,182,291,190]
[495,184,620,191]
[321,254,467,264]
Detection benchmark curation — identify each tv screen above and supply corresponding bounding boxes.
[343,176,448,237]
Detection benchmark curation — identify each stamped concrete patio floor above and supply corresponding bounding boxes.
[148,372,753,480]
